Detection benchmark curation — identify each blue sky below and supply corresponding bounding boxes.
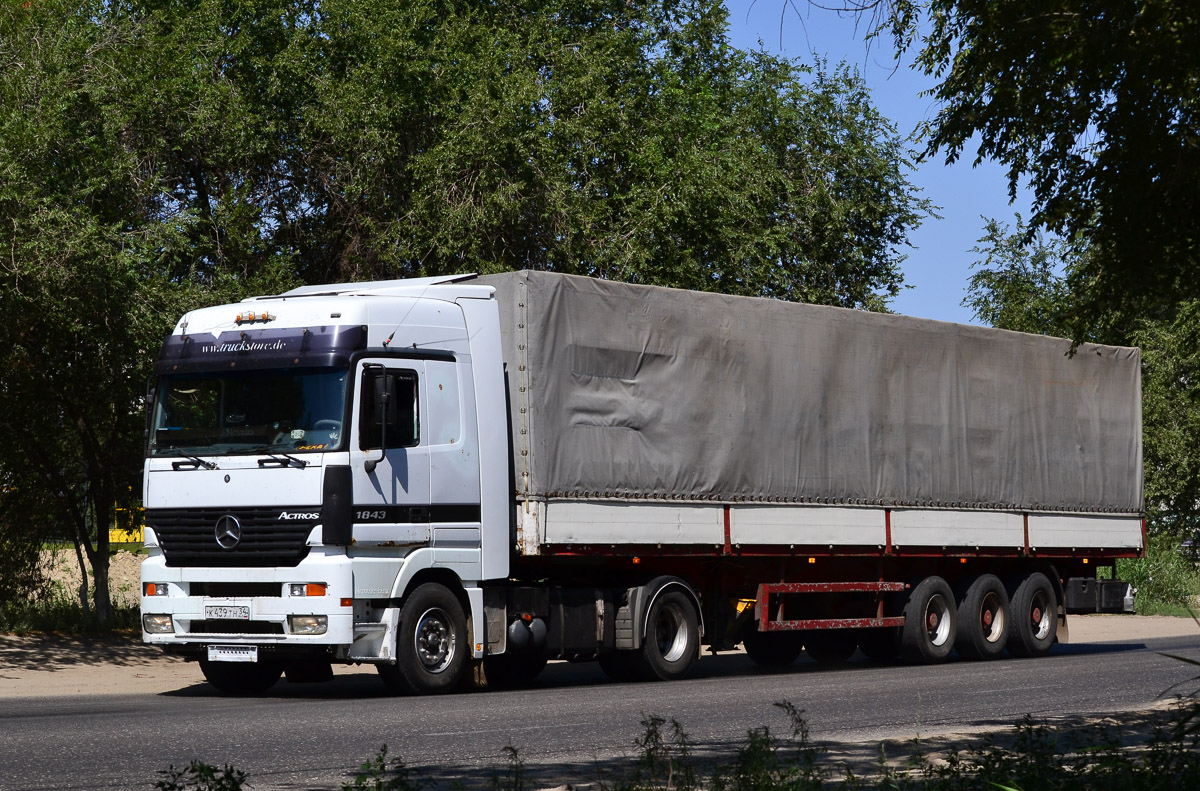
[724,2,1031,325]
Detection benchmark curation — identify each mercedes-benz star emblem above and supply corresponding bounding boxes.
[214,515,242,550]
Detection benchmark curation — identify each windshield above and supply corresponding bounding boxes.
[149,368,348,457]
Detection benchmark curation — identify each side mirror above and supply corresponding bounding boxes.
[364,387,391,474]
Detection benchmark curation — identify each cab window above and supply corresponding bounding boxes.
[359,368,419,449]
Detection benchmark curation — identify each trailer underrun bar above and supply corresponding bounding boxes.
[756,581,909,632]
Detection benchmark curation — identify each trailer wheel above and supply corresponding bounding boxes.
[955,574,1010,661]
[1007,572,1058,658]
[742,629,804,667]
[380,582,468,694]
[483,652,548,690]
[804,630,858,665]
[857,628,899,663]
[199,659,283,695]
[640,589,699,680]
[899,576,957,663]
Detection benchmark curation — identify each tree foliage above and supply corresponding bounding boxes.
[962,217,1200,538]
[825,0,1200,337]
[962,216,1073,337]
[0,0,930,620]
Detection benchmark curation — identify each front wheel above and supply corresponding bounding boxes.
[640,589,700,681]
[899,576,957,664]
[199,659,283,695]
[379,582,468,694]
[1007,572,1058,658]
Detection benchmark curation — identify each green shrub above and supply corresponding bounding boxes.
[155,761,247,791]
[155,701,1200,790]
[1117,533,1200,610]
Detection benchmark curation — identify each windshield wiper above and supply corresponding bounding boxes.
[245,445,309,469]
[166,453,218,470]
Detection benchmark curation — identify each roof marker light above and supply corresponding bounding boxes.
[236,311,276,324]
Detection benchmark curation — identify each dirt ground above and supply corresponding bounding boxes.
[0,613,1196,700]
[40,547,143,608]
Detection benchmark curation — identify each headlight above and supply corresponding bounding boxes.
[288,583,327,597]
[142,614,174,634]
[288,615,328,635]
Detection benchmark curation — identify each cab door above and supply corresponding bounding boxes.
[349,359,431,538]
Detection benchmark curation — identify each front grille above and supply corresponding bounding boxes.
[147,507,314,568]
[188,620,286,635]
[190,582,281,597]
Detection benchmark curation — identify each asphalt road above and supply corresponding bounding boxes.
[3,635,1199,791]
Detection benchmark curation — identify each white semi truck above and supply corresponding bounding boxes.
[140,271,1143,694]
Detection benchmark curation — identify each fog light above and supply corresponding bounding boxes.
[143,614,174,634]
[289,615,328,635]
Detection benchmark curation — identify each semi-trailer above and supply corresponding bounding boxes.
[140,270,1143,694]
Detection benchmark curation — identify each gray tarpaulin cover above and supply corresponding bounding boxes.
[474,271,1143,514]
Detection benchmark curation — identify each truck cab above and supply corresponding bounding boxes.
[140,275,511,694]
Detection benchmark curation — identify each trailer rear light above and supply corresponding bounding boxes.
[143,582,169,596]
[288,583,327,597]
[289,615,328,635]
[143,614,174,633]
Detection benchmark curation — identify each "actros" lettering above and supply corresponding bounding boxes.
[277,511,320,520]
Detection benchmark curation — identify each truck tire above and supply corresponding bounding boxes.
[742,629,804,667]
[955,574,1010,661]
[804,630,858,665]
[199,659,283,695]
[1007,572,1058,658]
[598,651,643,683]
[483,652,548,690]
[857,628,899,662]
[380,582,468,694]
[639,589,699,681]
[899,576,957,664]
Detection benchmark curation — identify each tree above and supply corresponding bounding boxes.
[814,0,1200,337]
[962,216,1074,338]
[962,217,1200,539]
[292,0,931,307]
[1133,303,1200,540]
[0,0,931,621]
[0,0,296,623]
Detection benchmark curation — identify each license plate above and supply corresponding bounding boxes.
[204,605,250,620]
[207,645,258,663]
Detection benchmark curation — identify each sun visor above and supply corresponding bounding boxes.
[154,325,368,374]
